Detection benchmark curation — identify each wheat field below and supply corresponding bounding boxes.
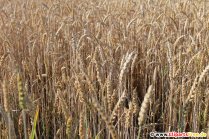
[0,0,209,139]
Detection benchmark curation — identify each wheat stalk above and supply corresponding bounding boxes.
[2,79,16,139]
[91,97,118,139]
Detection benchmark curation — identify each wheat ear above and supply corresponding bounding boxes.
[17,72,27,139]
[137,85,153,138]
[0,53,8,68]
[183,75,199,116]
[79,110,85,139]
[66,116,72,139]
[125,102,133,128]
[198,64,209,84]
[132,88,139,115]
[110,90,127,124]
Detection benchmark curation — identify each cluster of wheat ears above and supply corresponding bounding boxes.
[0,0,209,139]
